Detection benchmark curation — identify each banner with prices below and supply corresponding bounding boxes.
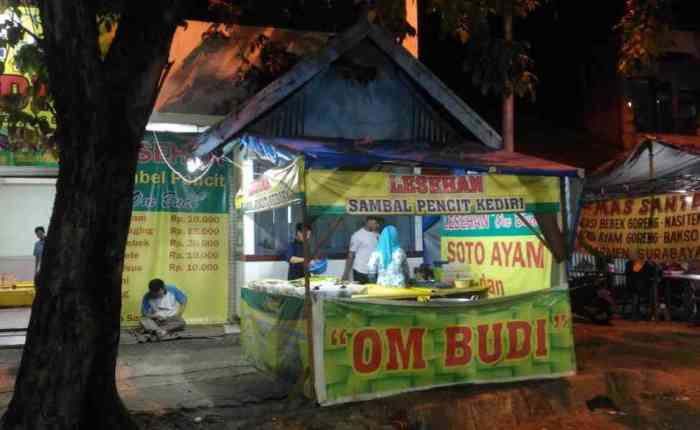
[120,134,230,325]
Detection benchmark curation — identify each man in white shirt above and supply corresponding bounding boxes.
[140,278,187,340]
[342,217,380,284]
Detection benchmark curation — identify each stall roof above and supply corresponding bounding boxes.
[584,139,700,198]
[193,18,503,158]
[235,134,581,177]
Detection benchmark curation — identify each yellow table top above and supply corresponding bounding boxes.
[353,284,488,300]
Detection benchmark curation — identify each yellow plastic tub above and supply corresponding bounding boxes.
[0,285,36,308]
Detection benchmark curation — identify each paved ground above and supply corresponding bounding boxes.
[0,308,31,347]
[1,319,700,429]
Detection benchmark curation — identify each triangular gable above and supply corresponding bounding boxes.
[194,18,502,158]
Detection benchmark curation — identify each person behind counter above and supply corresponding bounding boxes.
[286,223,313,280]
[367,225,410,287]
[342,216,381,284]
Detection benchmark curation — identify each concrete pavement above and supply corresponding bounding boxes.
[0,325,303,415]
[2,320,700,429]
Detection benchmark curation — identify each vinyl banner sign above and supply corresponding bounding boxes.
[240,288,310,386]
[440,214,552,297]
[577,193,700,261]
[121,134,229,325]
[237,157,303,213]
[0,7,57,168]
[305,172,560,216]
[315,288,575,405]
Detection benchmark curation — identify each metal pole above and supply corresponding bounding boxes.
[648,144,661,321]
[502,0,515,152]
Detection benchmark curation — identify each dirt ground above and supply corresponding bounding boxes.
[132,319,700,430]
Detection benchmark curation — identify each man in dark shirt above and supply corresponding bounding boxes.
[286,223,312,280]
[625,250,658,320]
[33,226,46,275]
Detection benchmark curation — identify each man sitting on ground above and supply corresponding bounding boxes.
[140,279,187,340]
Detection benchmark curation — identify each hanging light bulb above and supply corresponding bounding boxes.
[186,156,203,173]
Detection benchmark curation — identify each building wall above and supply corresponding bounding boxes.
[0,180,55,257]
[0,178,56,282]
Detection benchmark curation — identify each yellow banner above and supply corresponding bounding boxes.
[441,236,552,297]
[306,171,560,215]
[577,193,700,261]
[121,212,229,325]
[120,137,229,325]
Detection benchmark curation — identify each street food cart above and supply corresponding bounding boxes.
[232,134,578,405]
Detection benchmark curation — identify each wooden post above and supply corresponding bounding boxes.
[301,194,317,399]
[502,0,515,152]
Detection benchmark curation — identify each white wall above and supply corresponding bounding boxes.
[0,178,56,257]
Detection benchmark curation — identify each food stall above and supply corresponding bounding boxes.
[232,134,579,405]
[576,139,700,320]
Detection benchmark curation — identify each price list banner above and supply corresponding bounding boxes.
[121,137,230,325]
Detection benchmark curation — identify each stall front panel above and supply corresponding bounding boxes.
[313,288,575,405]
[240,287,310,390]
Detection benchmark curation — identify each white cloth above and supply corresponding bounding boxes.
[146,291,180,318]
[349,228,378,274]
[367,248,408,287]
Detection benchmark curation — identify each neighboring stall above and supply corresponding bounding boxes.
[576,139,700,320]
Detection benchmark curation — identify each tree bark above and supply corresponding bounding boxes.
[1,2,184,429]
[502,0,515,152]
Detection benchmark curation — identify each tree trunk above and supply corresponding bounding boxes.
[1,2,183,429]
[502,0,515,152]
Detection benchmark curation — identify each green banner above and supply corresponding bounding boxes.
[441,213,541,237]
[120,133,230,325]
[317,289,575,405]
[240,288,310,387]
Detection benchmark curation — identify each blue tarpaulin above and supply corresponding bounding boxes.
[234,134,580,177]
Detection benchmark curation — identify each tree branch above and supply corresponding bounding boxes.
[37,0,104,139]
[9,15,43,44]
[102,0,187,141]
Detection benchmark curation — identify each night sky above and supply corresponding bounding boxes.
[185,0,700,168]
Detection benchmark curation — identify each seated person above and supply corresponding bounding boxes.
[625,250,657,320]
[140,279,187,339]
[367,225,410,287]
